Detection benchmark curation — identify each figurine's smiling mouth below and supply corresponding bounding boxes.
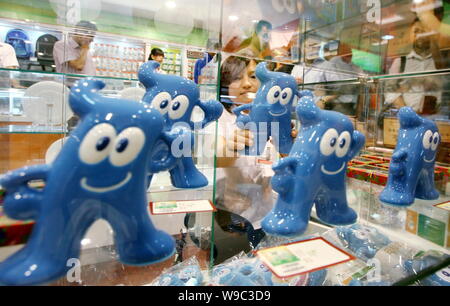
[423,156,435,163]
[81,172,132,193]
[321,162,345,175]
[269,110,287,117]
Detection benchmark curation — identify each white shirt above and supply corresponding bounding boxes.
[0,43,19,68]
[53,37,96,75]
[291,62,327,84]
[385,50,441,112]
[214,108,277,229]
[319,56,363,104]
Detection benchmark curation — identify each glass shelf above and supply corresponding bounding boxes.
[0,125,67,134]
[0,67,141,83]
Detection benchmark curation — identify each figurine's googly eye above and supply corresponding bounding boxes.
[109,127,145,167]
[279,88,293,105]
[79,123,116,164]
[283,0,296,14]
[267,85,282,104]
[422,130,433,150]
[320,128,339,156]
[150,92,171,115]
[272,0,285,12]
[169,95,190,120]
[336,131,351,158]
[431,132,440,151]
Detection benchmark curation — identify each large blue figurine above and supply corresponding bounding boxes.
[139,61,223,188]
[262,95,365,236]
[336,224,391,261]
[0,79,185,285]
[232,62,299,155]
[379,107,440,207]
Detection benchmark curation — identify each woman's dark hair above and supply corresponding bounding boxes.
[148,48,165,61]
[220,56,260,113]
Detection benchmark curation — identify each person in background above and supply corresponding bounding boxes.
[148,48,166,74]
[313,41,363,116]
[237,20,273,59]
[384,18,442,115]
[0,41,19,69]
[53,20,97,76]
[210,56,297,258]
[193,52,215,84]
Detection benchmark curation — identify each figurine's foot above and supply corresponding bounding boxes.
[0,252,67,285]
[170,170,208,189]
[379,189,414,207]
[415,188,440,201]
[316,206,357,226]
[262,210,308,237]
[118,230,175,266]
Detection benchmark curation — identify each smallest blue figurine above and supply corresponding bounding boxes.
[232,62,299,156]
[379,107,440,207]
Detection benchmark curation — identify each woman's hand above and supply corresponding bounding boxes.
[226,128,254,152]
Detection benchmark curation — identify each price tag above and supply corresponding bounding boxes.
[256,237,355,279]
[149,200,216,215]
[434,201,450,212]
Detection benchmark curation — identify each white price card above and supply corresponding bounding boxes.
[256,237,355,279]
[434,201,450,212]
[150,200,216,215]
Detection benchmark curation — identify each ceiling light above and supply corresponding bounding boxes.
[165,1,176,9]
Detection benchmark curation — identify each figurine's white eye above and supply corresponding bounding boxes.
[267,85,282,104]
[283,0,296,14]
[422,130,433,150]
[272,0,285,12]
[431,132,440,151]
[150,92,171,115]
[109,127,145,167]
[79,123,116,164]
[169,95,190,120]
[279,88,293,105]
[336,131,351,158]
[320,128,339,156]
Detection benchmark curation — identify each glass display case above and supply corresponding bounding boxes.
[0,0,449,287]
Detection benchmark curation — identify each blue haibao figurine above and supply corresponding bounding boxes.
[232,62,300,155]
[262,94,365,236]
[336,224,391,261]
[139,60,223,189]
[0,79,185,285]
[379,107,440,207]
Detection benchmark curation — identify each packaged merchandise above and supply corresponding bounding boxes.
[150,256,204,286]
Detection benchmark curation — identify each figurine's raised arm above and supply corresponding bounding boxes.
[0,164,51,220]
